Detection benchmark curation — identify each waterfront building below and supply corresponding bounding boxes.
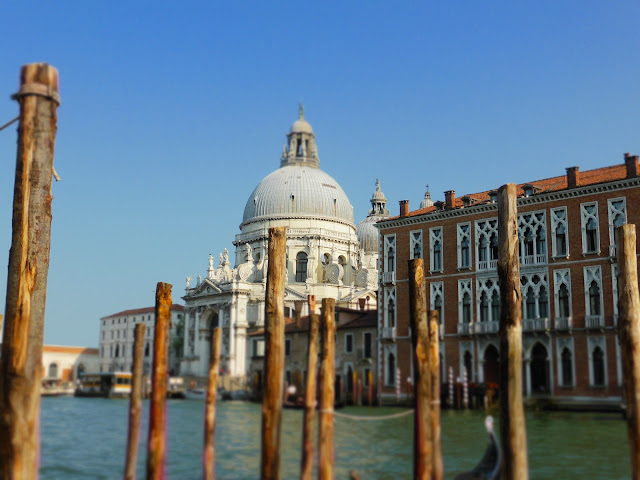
[42,345,99,384]
[375,154,640,408]
[180,108,387,382]
[247,304,377,403]
[98,304,185,374]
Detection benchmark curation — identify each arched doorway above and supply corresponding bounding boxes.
[483,345,499,385]
[530,343,550,394]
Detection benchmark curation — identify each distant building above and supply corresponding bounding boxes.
[180,108,385,382]
[247,304,377,403]
[42,345,99,383]
[375,154,640,408]
[98,304,185,375]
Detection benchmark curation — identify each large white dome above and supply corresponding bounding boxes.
[241,165,355,227]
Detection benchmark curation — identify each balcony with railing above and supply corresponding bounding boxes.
[520,253,547,266]
[381,326,396,340]
[554,316,573,331]
[457,323,472,335]
[472,321,499,334]
[585,315,605,329]
[523,317,550,332]
[477,259,498,271]
[382,271,396,284]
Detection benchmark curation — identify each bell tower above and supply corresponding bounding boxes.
[280,104,320,168]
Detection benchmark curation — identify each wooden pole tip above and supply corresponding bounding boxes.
[13,63,60,104]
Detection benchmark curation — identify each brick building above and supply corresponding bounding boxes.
[375,153,640,408]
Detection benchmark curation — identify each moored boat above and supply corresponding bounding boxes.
[75,372,132,399]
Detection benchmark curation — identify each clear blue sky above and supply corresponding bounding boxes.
[1,2,639,347]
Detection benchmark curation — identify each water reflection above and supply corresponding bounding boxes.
[40,398,628,479]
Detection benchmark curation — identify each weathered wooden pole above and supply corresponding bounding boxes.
[124,323,146,480]
[497,183,528,480]
[616,224,640,478]
[146,282,172,480]
[408,258,432,480]
[0,63,60,480]
[301,295,319,480]
[318,298,336,480]
[428,310,443,480]
[261,227,287,480]
[204,327,222,480]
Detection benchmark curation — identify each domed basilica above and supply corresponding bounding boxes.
[180,107,389,379]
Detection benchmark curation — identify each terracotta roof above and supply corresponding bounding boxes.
[382,162,633,221]
[43,345,99,355]
[101,304,184,319]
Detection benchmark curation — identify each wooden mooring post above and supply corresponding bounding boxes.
[0,63,60,480]
[497,183,529,480]
[301,295,319,480]
[146,282,172,480]
[318,298,336,480]
[261,227,287,480]
[124,323,146,480]
[204,327,222,480]
[408,258,432,480]
[428,310,443,480]
[616,224,640,478]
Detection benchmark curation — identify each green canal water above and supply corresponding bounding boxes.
[40,397,628,479]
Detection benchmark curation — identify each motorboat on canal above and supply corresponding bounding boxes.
[74,372,132,399]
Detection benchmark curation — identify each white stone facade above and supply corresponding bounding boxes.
[181,108,387,380]
[42,345,100,382]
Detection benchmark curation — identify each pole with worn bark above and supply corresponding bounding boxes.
[261,227,287,480]
[497,183,528,480]
[408,258,432,480]
[124,323,146,480]
[318,298,336,480]
[0,63,60,480]
[146,282,172,480]
[616,224,640,478]
[428,310,443,480]
[301,295,319,480]
[204,327,222,480]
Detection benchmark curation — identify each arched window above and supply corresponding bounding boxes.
[462,293,471,323]
[491,290,500,321]
[387,299,395,328]
[592,346,605,386]
[558,284,570,318]
[539,286,548,318]
[589,280,601,316]
[536,226,546,257]
[525,287,536,319]
[556,223,567,256]
[48,363,58,378]
[561,348,573,386]
[387,353,396,385]
[479,291,489,322]
[413,241,421,260]
[295,252,308,282]
[461,237,470,268]
[387,247,395,272]
[478,236,487,262]
[490,234,499,261]
[586,218,598,252]
[523,229,534,256]
[433,240,441,270]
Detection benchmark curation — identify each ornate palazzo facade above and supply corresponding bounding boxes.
[180,109,388,379]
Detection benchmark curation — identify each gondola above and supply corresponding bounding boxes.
[455,416,501,480]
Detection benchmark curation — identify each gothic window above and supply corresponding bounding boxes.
[457,223,471,269]
[561,348,573,387]
[587,336,607,387]
[525,287,536,319]
[554,269,572,321]
[295,252,308,282]
[384,235,396,272]
[539,286,549,319]
[479,291,489,322]
[592,347,605,386]
[584,265,603,319]
[518,211,547,264]
[551,207,568,257]
[430,282,444,325]
[385,348,397,386]
[410,230,423,260]
[475,219,498,269]
[520,273,549,320]
[589,281,601,316]
[458,279,473,325]
[385,287,396,329]
[581,202,599,254]
[491,290,500,321]
[608,198,627,249]
[429,228,442,271]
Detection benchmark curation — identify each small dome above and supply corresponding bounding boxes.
[357,215,382,253]
[420,188,434,209]
[241,165,354,227]
[290,118,313,134]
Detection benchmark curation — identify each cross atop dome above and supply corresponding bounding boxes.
[281,105,319,168]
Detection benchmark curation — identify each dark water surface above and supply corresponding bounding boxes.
[40,397,628,479]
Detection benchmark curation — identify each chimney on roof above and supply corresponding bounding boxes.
[445,190,455,210]
[399,200,409,218]
[624,153,639,179]
[566,166,580,189]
